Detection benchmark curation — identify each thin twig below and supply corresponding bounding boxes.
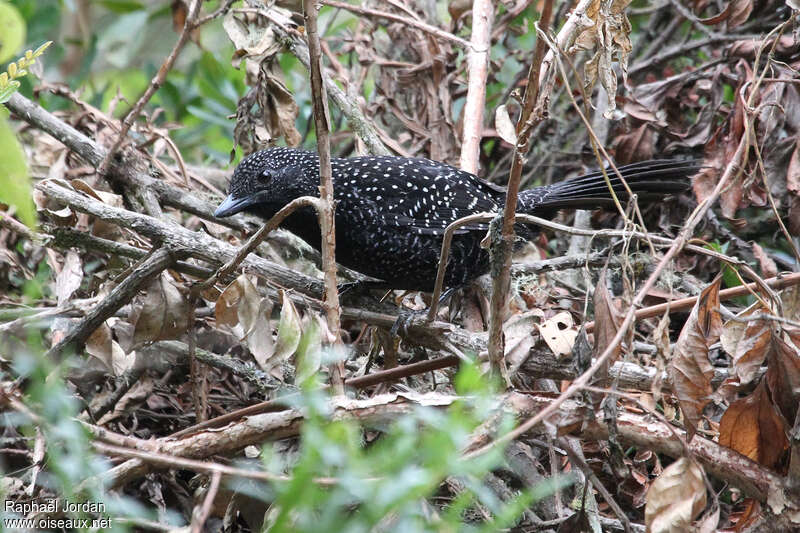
[93,442,341,485]
[195,196,321,292]
[428,213,493,321]
[97,0,201,176]
[191,470,220,533]
[320,0,473,49]
[304,0,345,394]
[192,0,235,28]
[486,0,555,384]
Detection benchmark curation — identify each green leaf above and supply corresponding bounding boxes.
[0,1,25,64]
[0,107,36,227]
[33,41,52,58]
[0,80,20,103]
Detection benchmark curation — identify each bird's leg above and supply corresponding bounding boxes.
[389,287,459,336]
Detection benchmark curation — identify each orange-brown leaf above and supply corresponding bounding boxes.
[719,381,788,469]
[765,334,800,424]
[592,275,623,378]
[645,457,709,533]
[669,276,722,441]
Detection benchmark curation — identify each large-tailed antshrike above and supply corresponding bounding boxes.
[215,148,696,291]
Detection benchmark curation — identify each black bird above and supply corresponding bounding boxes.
[215,148,696,292]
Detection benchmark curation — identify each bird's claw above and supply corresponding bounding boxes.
[390,309,428,336]
[337,281,363,296]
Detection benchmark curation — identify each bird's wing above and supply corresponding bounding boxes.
[333,157,501,236]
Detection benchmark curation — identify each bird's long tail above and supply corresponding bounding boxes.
[518,159,698,215]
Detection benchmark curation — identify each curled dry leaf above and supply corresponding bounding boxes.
[699,0,753,29]
[70,178,125,241]
[645,457,709,533]
[268,290,303,370]
[782,285,800,322]
[224,9,301,150]
[504,309,543,374]
[215,274,275,369]
[573,0,633,119]
[240,292,275,370]
[720,303,772,384]
[751,243,778,279]
[536,311,578,358]
[85,321,135,376]
[668,276,722,442]
[592,274,623,377]
[765,334,800,424]
[719,380,788,469]
[215,274,246,328]
[55,250,83,306]
[494,105,517,146]
[131,271,191,346]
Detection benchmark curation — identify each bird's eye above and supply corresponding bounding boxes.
[261,168,272,180]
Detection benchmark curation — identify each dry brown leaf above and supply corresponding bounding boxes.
[536,311,578,358]
[782,285,800,322]
[720,304,772,384]
[85,322,133,375]
[224,275,275,369]
[719,380,788,469]
[574,0,633,119]
[494,105,518,146]
[592,276,622,377]
[224,8,301,150]
[622,99,667,127]
[645,457,708,533]
[668,276,722,441]
[239,290,274,369]
[504,309,543,374]
[131,271,191,346]
[790,196,800,236]
[751,243,778,278]
[699,0,753,28]
[97,377,155,425]
[55,250,83,306]
[765,334,800,424]
[786,138,800,195]
[268,291,303,369]
[613,123,654,164]
[215,275,245,327]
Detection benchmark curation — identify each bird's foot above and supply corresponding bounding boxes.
[390,308,430,337]
[389,288,457,336]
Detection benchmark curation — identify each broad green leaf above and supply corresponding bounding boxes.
[0,1,25,64]
[0,107,36,228]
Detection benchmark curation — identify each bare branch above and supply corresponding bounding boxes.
[304,0,345,393]
[459,0,494,174]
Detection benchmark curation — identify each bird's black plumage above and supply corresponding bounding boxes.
[215,148,697,291]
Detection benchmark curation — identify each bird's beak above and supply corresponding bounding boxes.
[214,194,254,218]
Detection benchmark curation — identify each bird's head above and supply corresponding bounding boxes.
[214,148,318,218]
